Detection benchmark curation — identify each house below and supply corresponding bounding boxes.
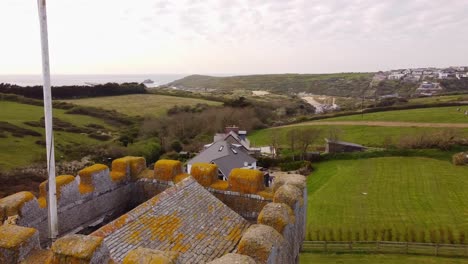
[438,72,449,79]
[325,139,366,153]
[187,140,257,180]
[388,73,405,80]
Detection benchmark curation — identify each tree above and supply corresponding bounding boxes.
[297,127,322,159]
[327,127,343,142]
[286,129,299,160]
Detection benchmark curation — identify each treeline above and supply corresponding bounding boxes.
[0,82,147,99]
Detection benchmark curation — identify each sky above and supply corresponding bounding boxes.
[1,0,467,75]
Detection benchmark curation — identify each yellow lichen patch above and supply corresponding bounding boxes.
[225,224,244,242]
[111,156,147,180]
[228,168,265,194]
[173,173,190,184]
[154,160,182,181]
[210,180,229,191]
[190,163,218,187]
[91,214,129,238]
[38,175,75,208]
[195,233,206,240]
[51,235,103,262]
[148,214,181,242]
[257,189,274,200]
[137,169,154,179]
[110,171,126,183]
[78,164,108,194]
[122,248,178,264]
[257,203,293,233]
[0,191,35,217]
[273,184,303,209]
[0,224,37,249]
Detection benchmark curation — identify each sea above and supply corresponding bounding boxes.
[0,74,187,87]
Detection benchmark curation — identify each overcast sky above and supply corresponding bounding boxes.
[1,0,467,75]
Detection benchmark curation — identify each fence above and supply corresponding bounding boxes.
[302,241,468,258]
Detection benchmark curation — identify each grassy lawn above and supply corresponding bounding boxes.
[63,94,222,117]
[310,106,468,123]
[0,101,114,170]
[306,157,468,242]
[300,253,468,264]
[249,125,468,148]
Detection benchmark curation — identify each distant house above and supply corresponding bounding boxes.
[325,139,366,153]
[187,140,257,180]
[438,72,449,79]
[388,73,405,80]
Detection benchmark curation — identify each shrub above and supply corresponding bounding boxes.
[452,152,468,166]
[279,160,311,171]
[459,231,466,244]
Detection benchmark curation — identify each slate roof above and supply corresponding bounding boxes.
[325,138,365,148]
[92,177,251,263]
[188,140,256,177]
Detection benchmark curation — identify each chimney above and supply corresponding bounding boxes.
[225,125,239,135]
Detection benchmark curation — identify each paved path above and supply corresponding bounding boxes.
[284,121,468,128]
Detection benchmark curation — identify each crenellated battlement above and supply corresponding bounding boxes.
[0,156,306,263]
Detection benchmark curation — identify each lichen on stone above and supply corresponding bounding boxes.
[273,184,303,209]
[38,175,75,208]
[78,164,109,194]
[154,160,182,181]
[272,173,306,192]
[122,248,178,264]
[173,173,190,184]
[207,253,256,264]
[210,180,229,191]
[258,203,294,233]
[0,224,37,249]
[237,224,284,264]
[228,168,264,194]
[51,234,104,261]
[190,163,218,187]
[0,191,35,217]
[111,156,147,181]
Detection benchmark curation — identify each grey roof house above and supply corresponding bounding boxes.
[187,140,257,180]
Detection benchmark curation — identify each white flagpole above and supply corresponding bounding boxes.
[37,0,58,241]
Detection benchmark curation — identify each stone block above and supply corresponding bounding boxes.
[190,163,218,187]
[273,184,303,210]
[272,174,306,192]
[0,224,40,263]
[111,156,146,181]
[50,234,110,264]
[237,224,284,264]
[258,203,294,233]
[0,191,36,218]
[228,168,264,194]
[78,164,111,194]
[38,175,78,208]
[207,253,256,264]
[154,160,182,181]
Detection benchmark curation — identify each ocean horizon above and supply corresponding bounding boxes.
[0,74,188,87]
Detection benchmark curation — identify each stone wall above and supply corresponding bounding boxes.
[0,157,307,263]
[0,156,146,246]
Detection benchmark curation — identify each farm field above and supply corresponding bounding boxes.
[248,125,468,148]
[307,106,468,124]
[63,94,222,117]
[306,157,468,242]
[300,253,468,264]
[0,101,114,170]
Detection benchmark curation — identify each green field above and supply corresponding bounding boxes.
[63,94,222,117]
[0,101,114,169]
[300,253,468,264]
[309,106,468,123]
[306,157,468,242]
[249,125,468,148]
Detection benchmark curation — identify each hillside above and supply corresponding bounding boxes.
[168,73,374,97]
[0,101,116,170]
[63,94,223,117]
